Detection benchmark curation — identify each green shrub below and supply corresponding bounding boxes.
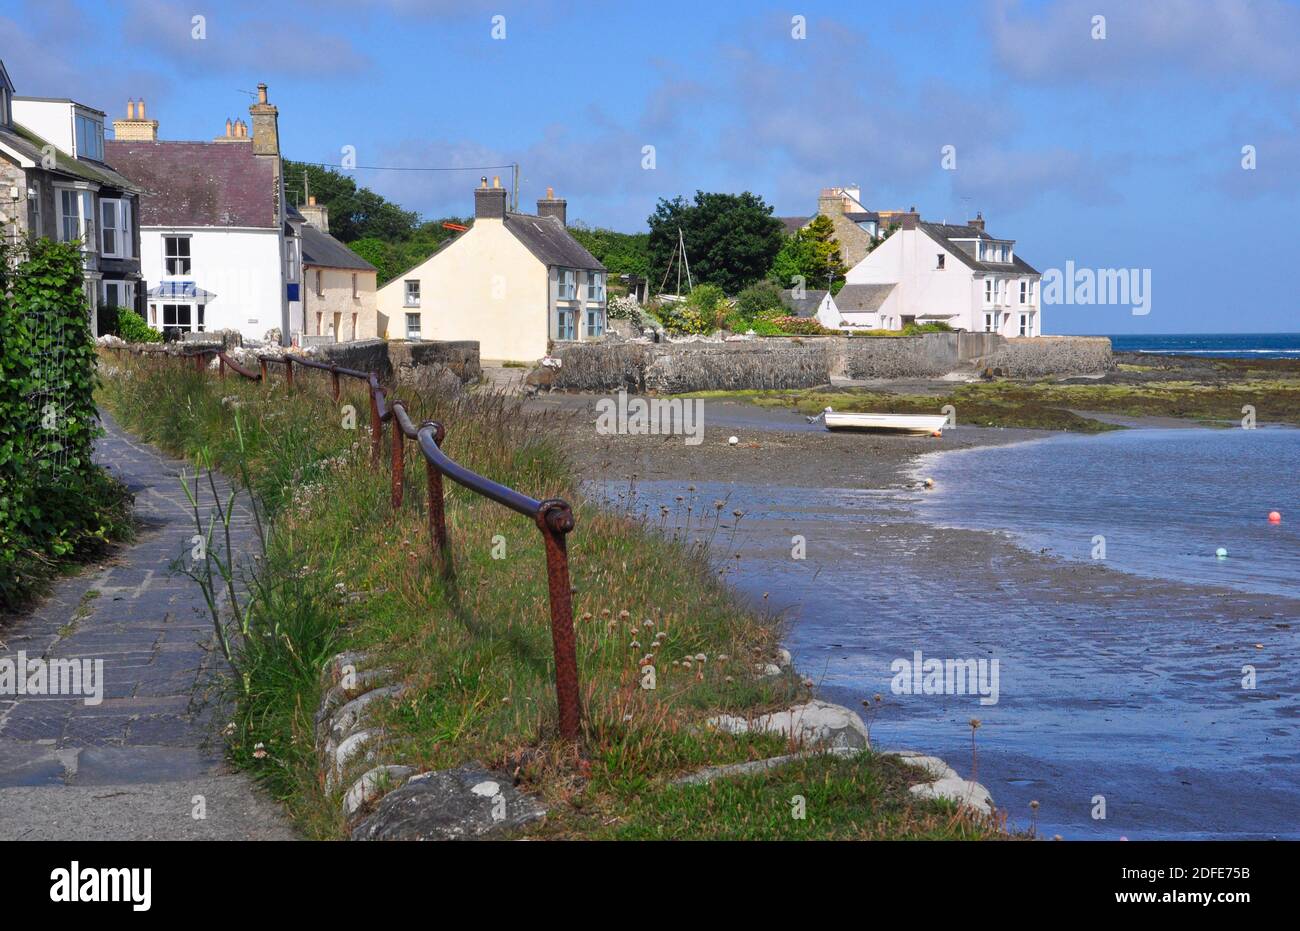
[115,308,163,343]
[902,321,953,335]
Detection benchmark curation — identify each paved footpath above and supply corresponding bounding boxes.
[0,411,296,839]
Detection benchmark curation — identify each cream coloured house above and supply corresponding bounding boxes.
[297,196,379,342]
[376,179,606,361]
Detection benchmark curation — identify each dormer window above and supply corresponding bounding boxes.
[74,112,104,161]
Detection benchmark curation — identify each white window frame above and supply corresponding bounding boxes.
[404,279,421,307]
[1019,280,1028,304]
[405,312,421,339]
[983,312,995,333]
[936,254,945,270]
[1019,313,1030,337]
[161,302,203,337]
[99,198,132,259]
[102,280,135,310]
[983,278,992,305]
[56,187,94,245]
[285,237,299,283]
[164,235,191,276]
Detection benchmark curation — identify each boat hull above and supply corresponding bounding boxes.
[824,412,947,435]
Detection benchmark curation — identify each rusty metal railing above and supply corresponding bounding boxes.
[107,344,582,742]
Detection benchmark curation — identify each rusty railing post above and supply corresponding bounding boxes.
[330,366,341,402]
[260,357,268,382]
[390,400,405,510]
[421,421,452,577]
[368,388,382,466]
[536,499,580,741]
[284,357,294,389]
[218,354,226,380]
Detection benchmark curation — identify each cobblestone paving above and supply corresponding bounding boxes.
[0,411,296,839]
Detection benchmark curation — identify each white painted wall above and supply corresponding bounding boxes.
[139,226,283,338]
[12,99,74,154]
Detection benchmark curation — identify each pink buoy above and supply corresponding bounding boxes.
[1268,511,1282,523]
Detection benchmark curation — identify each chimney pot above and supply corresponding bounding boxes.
[139,99,146,119]
[127,99,135,120]
[308,195,316,206]
[257,83,268,104]
[546,186,554,198]
[492,175,501,188]
[225,118,233,138]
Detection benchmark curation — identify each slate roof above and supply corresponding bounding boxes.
[504,212,604,270]
[778,288,828,317]
[918,221,1040,275]
[832,283,896,312]
[300,223,376,272]
[0,123,139,190]
[103,139,277,228]
[777,215,810,236]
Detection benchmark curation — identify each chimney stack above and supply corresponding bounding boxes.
[901,206,920,230]
[300,194,330,232]
[818,186,848,216]
[968,211,985,231]
[248,82,279,156]
[474,174,507,220]
[112,97,159,142]
[536,185,567,226]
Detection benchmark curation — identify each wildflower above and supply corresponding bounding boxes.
[252,742,268,760]
[222,722,236,736]
[732,510,743,518]
[618,609,630,620]
[630,640,641,649]
[716,654,728,661]
[642,619,655,628]
[501,697,512,705]
[694,653,706,662]
[622,714,633,722]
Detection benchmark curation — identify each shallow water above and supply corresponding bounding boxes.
[912,426,1300,600]
[595,426,1300,840]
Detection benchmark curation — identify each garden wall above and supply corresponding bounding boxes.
[976,336,1114,378]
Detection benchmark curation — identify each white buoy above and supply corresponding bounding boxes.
[1216,547,1228,559]
[728,436,739,446]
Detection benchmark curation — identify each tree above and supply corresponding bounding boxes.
[768,214,847,293]
[568,222,650,277]
[282,161,418,243]
[646,191,784,295]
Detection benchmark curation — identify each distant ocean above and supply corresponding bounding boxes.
[1106,332,1300,359]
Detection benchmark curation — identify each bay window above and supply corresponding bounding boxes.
[99,198,132,258]
[58,189,94,244]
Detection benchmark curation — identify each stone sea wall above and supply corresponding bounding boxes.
[545,333,1112,392]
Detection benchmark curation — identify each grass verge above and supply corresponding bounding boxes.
[96,349,1009,840]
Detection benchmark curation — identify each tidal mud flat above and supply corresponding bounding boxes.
[551,395,1300,839]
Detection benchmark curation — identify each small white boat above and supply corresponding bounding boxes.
[823,410,947,435]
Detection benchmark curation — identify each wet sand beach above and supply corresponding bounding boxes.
[548,394,1300,839]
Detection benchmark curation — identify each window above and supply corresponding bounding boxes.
[558,268,576,300]
[161,303,203,338]
[404,279,420,307]
[405,313,421,339]
[74,113,104,161]
[285,237,299,282]
[315,269,324,297]
[99,198,132,258]
[58,189,93,244]
[102,281,134,309]
[936,254,945,270]
[585,307,604,338]
[586,271,604,302]
[351,313,358,339]
[1019,280,1028,304]
[351,273,358,300]
[316,312,323,336]
[984,279,992,304]
[164,236,191,275]
[983,312,995,333]
[1019,314,1030,336]
[556,308,575,340]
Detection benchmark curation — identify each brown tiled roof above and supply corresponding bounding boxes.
[104,140,277,228]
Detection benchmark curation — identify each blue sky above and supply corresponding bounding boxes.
[4,0,1298,334]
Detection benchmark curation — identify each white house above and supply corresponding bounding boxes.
[376,179,606,361]
[0,60,144,334]
[104,84,301,344]
[837,210,1042,336]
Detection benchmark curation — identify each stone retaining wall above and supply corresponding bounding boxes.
[547,333,1111,391]
[977,336,1114,378]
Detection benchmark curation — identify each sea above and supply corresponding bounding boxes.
[1106,332,1300,359]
